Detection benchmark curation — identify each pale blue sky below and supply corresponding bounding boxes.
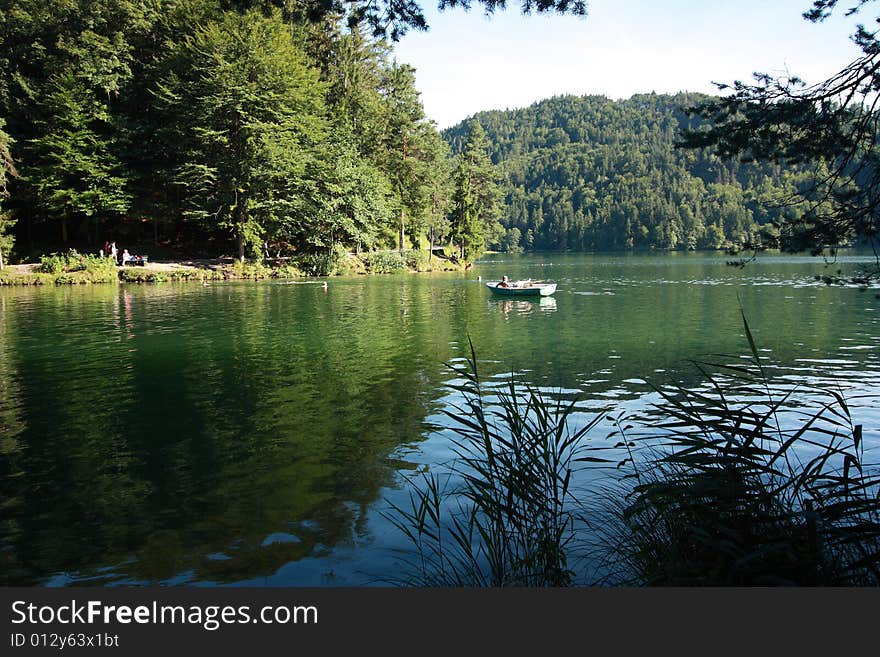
[393,0,868,128]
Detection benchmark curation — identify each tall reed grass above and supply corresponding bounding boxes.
[592,313,880,586]
[389,318,880,586]
[385,340,602,586]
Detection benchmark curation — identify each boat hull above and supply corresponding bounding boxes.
[486,282,557,296]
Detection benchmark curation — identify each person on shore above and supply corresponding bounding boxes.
[121,249,131,266]
[110,242,118,264]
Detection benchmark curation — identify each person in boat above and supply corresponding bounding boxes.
[498,275,511,288]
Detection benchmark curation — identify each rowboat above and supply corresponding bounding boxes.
[485,280,557,296]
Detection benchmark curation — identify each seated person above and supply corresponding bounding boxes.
[498,275,511,288]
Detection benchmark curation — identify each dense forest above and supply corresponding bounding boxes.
[0,0,506,269]
[445,93,817,253]
[0,3,836,268]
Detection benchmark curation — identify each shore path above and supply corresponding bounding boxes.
[8,259,228,274]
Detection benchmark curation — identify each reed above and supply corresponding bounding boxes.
[385,339,602,586]
[591,313,880,586]
[389,316,880,586]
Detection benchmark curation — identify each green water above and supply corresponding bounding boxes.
[1,252,878,585]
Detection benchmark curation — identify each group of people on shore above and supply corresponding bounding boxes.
[99,241,133,266]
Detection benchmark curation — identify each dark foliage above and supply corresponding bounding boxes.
[679,0,880,271]
[227,0,587,40]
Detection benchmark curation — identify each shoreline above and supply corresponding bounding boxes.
[0,252,467,286]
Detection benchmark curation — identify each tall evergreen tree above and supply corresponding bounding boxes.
[423,130,454,259]
[322,26,391,156]
[450,122,502,260]
[379,62,431,251]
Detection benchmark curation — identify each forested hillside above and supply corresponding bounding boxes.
[444,93,811,252]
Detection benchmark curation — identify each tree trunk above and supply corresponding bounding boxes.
[429,228,435,265]
[398,209,405,252]
[237,231,245,264]
[399,132,408,252]
[0,245,4,270]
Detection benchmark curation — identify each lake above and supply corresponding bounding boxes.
[1,251,878,585]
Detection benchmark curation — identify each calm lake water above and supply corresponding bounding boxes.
[1,252,879,585]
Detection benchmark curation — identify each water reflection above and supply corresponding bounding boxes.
[488,296,558,318]
[0,252,878,585]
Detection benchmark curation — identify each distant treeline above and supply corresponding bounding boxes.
[444,93,815,253]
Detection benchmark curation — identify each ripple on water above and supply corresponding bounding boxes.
[2,255,880,586]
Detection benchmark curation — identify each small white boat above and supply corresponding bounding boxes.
[485,280,557,296]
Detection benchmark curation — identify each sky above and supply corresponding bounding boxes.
[393,0,869,128]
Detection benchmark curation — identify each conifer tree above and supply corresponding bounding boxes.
[450,122,502,260]
[680,1,880,266]
[423,132,454,259]
[379,62,431,251]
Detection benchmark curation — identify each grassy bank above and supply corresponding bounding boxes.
[0,249,465,286]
